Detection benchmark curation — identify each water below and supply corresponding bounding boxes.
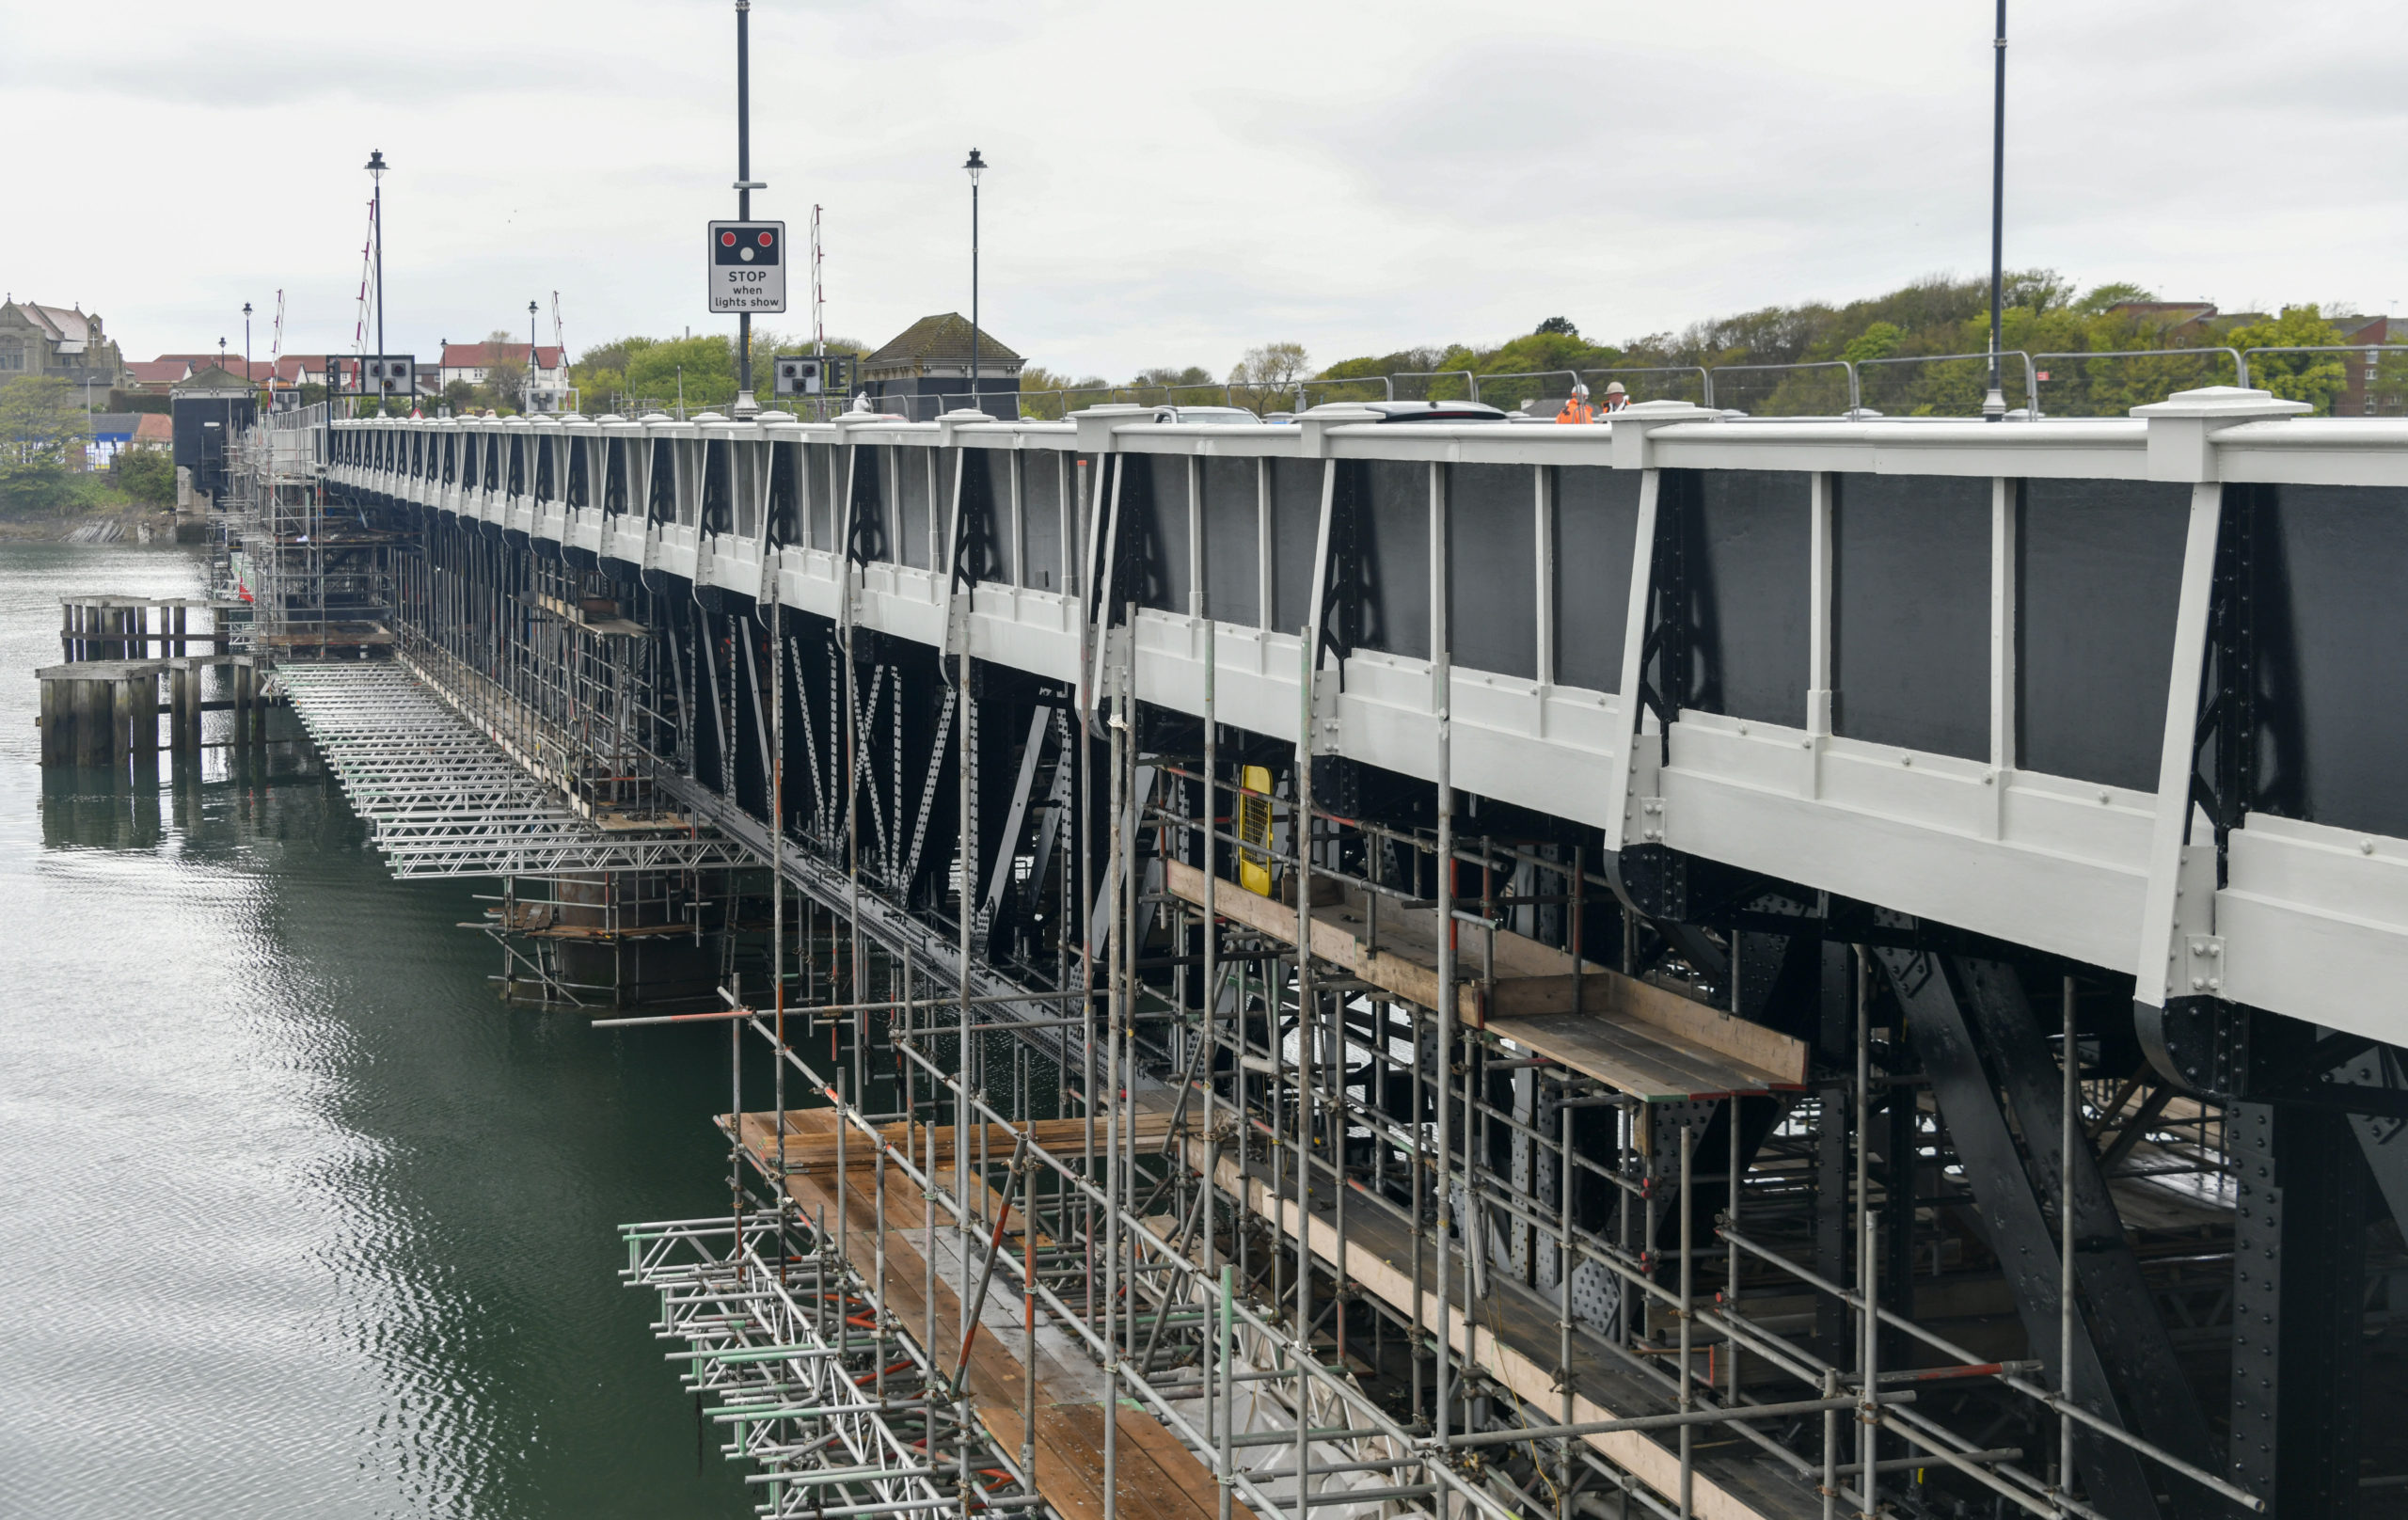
[0,543,750,1518]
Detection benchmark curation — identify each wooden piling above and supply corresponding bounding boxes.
[73,681,105,765]
[39,679,63,766]
[168,664,192,757]
[115,675,145,767]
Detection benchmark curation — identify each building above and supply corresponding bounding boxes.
[861,313,1022,419]
[169,366,258,500]
[0,300,122,389]
[2329,313,2406,416]
[85,412,142,467]
[438,340,569,410]
[2101,299,2222,337]
[121,358,195,395]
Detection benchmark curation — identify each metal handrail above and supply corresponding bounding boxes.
[1474,371,1580,413]
[1703,358,1860,418]
[1575,364,1714,407]
[2242,342,2408,362]
[2240,342,2408,404]
[1391,370,1479,403]
[2033,345,2248,390]
[1853,349,2038,419]
[1297,374,1397,404]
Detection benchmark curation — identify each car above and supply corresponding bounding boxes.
[1295,400,1509,424]
[1149,405,1263,424]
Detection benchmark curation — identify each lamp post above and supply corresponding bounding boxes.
[243,302,252,384]
[730,0,761,418]
[530,300,541,413]
[964,148,986,417]
[366,150,388,415]
[1982,3,2007,421]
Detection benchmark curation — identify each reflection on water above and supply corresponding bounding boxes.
[0,543,747,1518]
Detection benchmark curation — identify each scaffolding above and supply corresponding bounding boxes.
[216,404,399,657]
[310,405,2408,1520]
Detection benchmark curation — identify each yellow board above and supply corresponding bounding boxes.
[1238,763,1274,897]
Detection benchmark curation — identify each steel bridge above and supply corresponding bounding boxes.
[296,390,2408,1520]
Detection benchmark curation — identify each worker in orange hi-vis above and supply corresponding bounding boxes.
[1602,380,1630,412]
[1555,382,1597,424]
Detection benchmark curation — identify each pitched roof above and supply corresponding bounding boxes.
[2104,301,2218,326]
[124,359,192,386]
[864,313,1023,369]
[87,412,144,437]
[173,365,257,394]
[10,303,95,348]
[440,340,564,369]
[156,352,252,375]
[133,414,174,446]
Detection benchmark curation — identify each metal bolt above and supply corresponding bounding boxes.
[2364,839,2378,855]
[2192,975,2206,990]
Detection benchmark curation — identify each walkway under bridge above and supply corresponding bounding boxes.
[287,390,2408,1520]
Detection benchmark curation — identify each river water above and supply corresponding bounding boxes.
[0,542,749,1518]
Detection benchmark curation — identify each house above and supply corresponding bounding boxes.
[2102,301,2222,338]
[122,358,195,395]
[2328,314,2406,417]
[86,412,142,467]
[1,300,123,388]
[861,313,1022,420]
[438,340,569,410]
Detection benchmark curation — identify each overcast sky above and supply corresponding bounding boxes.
[5,1,2403,379]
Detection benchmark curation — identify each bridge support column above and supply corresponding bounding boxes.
[2228,1100,2368,1519]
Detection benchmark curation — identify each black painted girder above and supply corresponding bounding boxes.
[2227,1100,2368,1519]
[1943,959,2217,1477]
[1876,947,2168,1520]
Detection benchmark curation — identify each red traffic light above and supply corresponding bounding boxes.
[720,230,737,246]
[758,231,773,246]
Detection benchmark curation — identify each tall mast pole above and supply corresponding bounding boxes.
[1984,1,2007,421]
[733,0,756,416]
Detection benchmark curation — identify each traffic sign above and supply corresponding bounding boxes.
[773,354,854,398]
[360,355,415,395]
[708,220,787,314]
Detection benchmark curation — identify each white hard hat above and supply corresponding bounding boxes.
[1604,381,1627,395]
[1572,383,1590,398]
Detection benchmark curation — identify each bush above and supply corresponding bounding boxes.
[117,445,177,507]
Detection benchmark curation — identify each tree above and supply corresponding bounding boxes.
[0,376,89,515]
[624,334,738,412]
[1132,365,1216,398]
[440,379,478,415]
[1840,322,1903,365]
[1228,341,1311,414]
[1535,316,1578,337]
[482,328,527,414]
[2075,281,2157,316]
[116,445,176,507]
[2224,306,2348,412]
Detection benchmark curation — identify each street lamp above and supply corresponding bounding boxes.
[242,301,252,383]
[965,148,986,417]
[366,149,388,415]
[530,300,541,413]
[1981,4,2007,421]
